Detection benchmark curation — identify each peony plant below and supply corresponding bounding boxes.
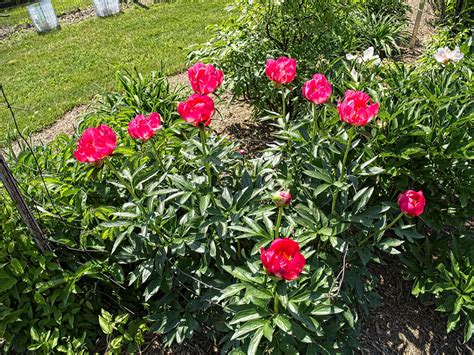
[10,51,470,355]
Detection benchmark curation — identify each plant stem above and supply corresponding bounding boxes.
[199,127,213,186]
[107,160,138,200]
[331,128,354,214]
[274,289,279,314]
[150,139,165,171]
[274,206,284,239]
[385,212,404,231]
[282,87,287,120]
[360,212,404,245]
[282,87,288,131]
[312,103,319,140]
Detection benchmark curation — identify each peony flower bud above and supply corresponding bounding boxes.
[261,238,306,281]
[272,191,292,207]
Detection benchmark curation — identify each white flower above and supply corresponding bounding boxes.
[350,67,359,82]
[362,47,381,66]
[434,46,464,64]
[346,47,381,66]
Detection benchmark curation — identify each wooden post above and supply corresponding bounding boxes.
[410,0,427,49]
[0,153,51,253]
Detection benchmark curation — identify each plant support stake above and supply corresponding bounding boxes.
[0,153,51,253]
[410,0,426,49]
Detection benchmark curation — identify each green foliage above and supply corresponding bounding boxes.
[189,0,409,116]
[189,0,356,114]
[362,0,410,17]
[2,47,473,353]
[353,11,408,57]
[2,68,388,352]
[0,203,102,353]
[401,234,474,342]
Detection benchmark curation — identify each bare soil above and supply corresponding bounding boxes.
[358,256,473,354]
[400,0,437,62]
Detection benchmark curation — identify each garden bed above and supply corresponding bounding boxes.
[1,0,472,353]
[5,70,472,353]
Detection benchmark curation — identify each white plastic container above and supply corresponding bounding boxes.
[93,0,120,17]
[27,0,59,33]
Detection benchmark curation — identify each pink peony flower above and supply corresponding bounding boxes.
[337,90,379,126]
[178,94,215,127]
[272,191,292,207]
[261,238,306,281]
[265,57,297,85]
[302,74,332,104]
[74,124,117,163]
[398,190,426,217]
[188,62,224,95]
[128,112,162,141]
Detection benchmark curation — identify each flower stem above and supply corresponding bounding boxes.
[282,88,287,119]
[199,127,213,186]
[331,128,354,214]
[360,212,404,245]
[107,160,138,200]
[282,87,288,131]
[274,289,279,314]
[312,104,319,140]
[274,206,284,239]
[150,139,165,171]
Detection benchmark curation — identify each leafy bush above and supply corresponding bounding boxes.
[362,0,410,17]
[401,233,474,343]
[0,196,100,353]
[190,0,409,116]
[0,68,398,353]
[353,11,409,57]
[307,47,474,340]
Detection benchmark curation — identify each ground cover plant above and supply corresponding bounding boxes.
[0,0,229,142]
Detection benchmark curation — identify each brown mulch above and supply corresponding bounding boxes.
[358,256,473,354]
[398,0,437,62]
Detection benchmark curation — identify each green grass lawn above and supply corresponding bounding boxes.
[0,0,228,141]
[0,0,90,26]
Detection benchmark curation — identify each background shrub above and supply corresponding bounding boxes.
[189,0,410,116]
